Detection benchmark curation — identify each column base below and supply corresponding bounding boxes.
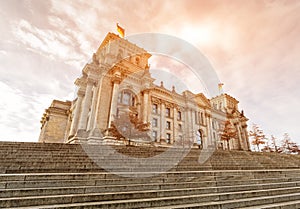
[89,128,103,138]
[102,136,126,146]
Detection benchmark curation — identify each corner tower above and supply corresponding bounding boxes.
[67,33,152,143]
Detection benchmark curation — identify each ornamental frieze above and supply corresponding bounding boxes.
[151,96,161,104]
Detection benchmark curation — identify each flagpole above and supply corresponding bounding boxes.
[218,83,224,95]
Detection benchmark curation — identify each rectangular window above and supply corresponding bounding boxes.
[166,108,170,117]
[117,93,122,103]
[179,135,183,142]
[116,108,120,118]
[178,124,182,131]
[152,131,157,140]
[152,118,158,127]
[195,111,198,124]
[123,92,130,105]
[177,111,182,121]
[166,121,171,130]
[152,104,158,114]
[166,133,171,143]
[219,102,222,110]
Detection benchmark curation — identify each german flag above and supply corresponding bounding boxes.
[218,83,224,93]
[117,23,125,38]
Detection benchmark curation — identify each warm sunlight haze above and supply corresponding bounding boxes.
[0,0,299,145]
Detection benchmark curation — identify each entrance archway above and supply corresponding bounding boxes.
[196,129,203,149]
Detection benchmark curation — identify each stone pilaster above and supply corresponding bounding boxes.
[142,90,149,123]
[236,123,244,150]
[206,113,213,146]
[89,75,104,137]
[172,106,177,144]
[69,89,84,137]
[160,102,166,142]
[87,84,98,131]
[78,78,95,130]
[190,109,195,143]
[233,122,241,150]
[183,108,190,145]
[108,76,121,128]
[242,123,250,150]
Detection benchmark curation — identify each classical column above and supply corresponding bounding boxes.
[160,102,166,142]
[172,106,177,144]
[235,123,243,150]
[142,90,149,123]
[231,122,240,150]
[242,124,250,150]
[108,76,121,128]
[190,109,195,143]
[91,76,104,131]
[78,78,94,130]
[183,108,190,145]
[206,114,213,146]
[87,84,98,131]
[69,89,84,137]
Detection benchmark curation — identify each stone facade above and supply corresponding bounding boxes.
[39,100,71,143]
[39,32,250,150]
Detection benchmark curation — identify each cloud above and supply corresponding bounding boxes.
[12,19,87,68]
[0,50,7,55]
[0,82,55,142]
[149,55,207,94]
[0,0,299,145]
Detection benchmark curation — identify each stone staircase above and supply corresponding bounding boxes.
[0,141,300,208]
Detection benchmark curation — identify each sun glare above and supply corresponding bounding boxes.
[180,25,213,46]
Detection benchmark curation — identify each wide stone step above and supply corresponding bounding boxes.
[2,170,300,184]
[147,194,300,209]
[0,176,216,189]
[0,181,215,198]
[3,174,300,192]
[5,191,300,209]
[2,170,299,182]
[1,179,300,199]
[2,157,299,171]
[239,200,300,208]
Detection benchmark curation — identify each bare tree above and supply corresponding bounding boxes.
[249,124,266,151]
[261,136,272,152]
[270,135,279,152]
[220,120,237,150]
[281,133,299,154]
[109,112,150,145]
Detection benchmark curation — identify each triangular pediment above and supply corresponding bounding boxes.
[195,93,211,107]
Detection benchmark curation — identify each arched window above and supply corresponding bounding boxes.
[135,57,140,65]
[118,90,136,106]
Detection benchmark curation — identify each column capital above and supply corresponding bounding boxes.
[87,77,97,86]
[83,63,99,75]
[142,89,151,94]
[111,76,122,84]
[74,77,86,87]
[241,124,248,128]
[205,112,211,118]
[77,88,85,97]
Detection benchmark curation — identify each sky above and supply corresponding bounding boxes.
[0,0,299,146]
